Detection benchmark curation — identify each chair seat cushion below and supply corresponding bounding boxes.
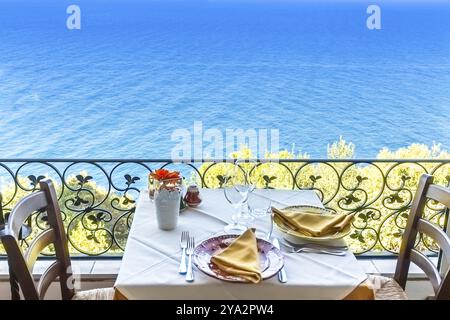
[72,287,115,300]
[368,275,408,300]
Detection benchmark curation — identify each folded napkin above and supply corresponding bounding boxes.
[210,229,262,283]
[272,207,354,237]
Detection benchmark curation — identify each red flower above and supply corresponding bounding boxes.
[150,169,181,181]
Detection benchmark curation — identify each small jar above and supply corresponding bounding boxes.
[184,185,202,207]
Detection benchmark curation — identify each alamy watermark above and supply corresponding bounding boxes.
[367,5,381,30]
[66,4,381,30]
[65,5,380,31]
[170,121,279,161]
[66,265,82,291]
[66,5,81,30]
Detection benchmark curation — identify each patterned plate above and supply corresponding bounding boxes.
[274,205,352,242]
[192,234,284,283]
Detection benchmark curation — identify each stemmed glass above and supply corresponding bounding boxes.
[233,159,257,203]
[222,159,258,234]
[247,192,273,240]
[223,187,248,234]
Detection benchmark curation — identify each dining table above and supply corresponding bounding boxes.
[113,188,374,300]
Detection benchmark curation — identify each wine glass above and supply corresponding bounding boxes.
[232,159,257,226]
[247,192,273,240]
[233,159,257,201]
[223,187,248,234]
[248,193,272,218]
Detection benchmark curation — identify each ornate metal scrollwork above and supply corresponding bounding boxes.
[0,159,448,256]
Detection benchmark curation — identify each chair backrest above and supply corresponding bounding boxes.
[1,179,74,300]
[394,174,450,300]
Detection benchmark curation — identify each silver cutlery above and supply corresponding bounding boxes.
[186,237,195,282]
[283,238,348,251]
[289,246,346,256]
[282,240,347,256]
[178,231,189,274]
[272,238,288,283]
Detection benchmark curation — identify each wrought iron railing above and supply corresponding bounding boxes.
[0,158,449,257]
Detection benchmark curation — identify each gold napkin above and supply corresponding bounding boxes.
[210,229,262,283]
[272,207,354,237]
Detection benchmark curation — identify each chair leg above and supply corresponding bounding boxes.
[9,270,21,300]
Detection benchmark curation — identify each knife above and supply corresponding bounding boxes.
[272,238,288,283]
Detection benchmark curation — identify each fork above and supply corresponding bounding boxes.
[284,239,348,251]
[289,246,347,256]
[178,231,189,274]
[283,241,347,256]
[186,237,195,282]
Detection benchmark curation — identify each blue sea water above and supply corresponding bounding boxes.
[0,0,449,159]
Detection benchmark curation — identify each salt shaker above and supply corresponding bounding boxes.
[184,185,202,207]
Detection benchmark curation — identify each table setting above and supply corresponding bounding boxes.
[114,163,374,300]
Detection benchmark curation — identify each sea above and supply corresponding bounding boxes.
[0,0,449,160]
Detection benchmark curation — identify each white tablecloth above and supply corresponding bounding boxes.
[114,189,368,300]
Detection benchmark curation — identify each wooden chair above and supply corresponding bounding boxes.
[1,179,113,300]
[369,174,450,300]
